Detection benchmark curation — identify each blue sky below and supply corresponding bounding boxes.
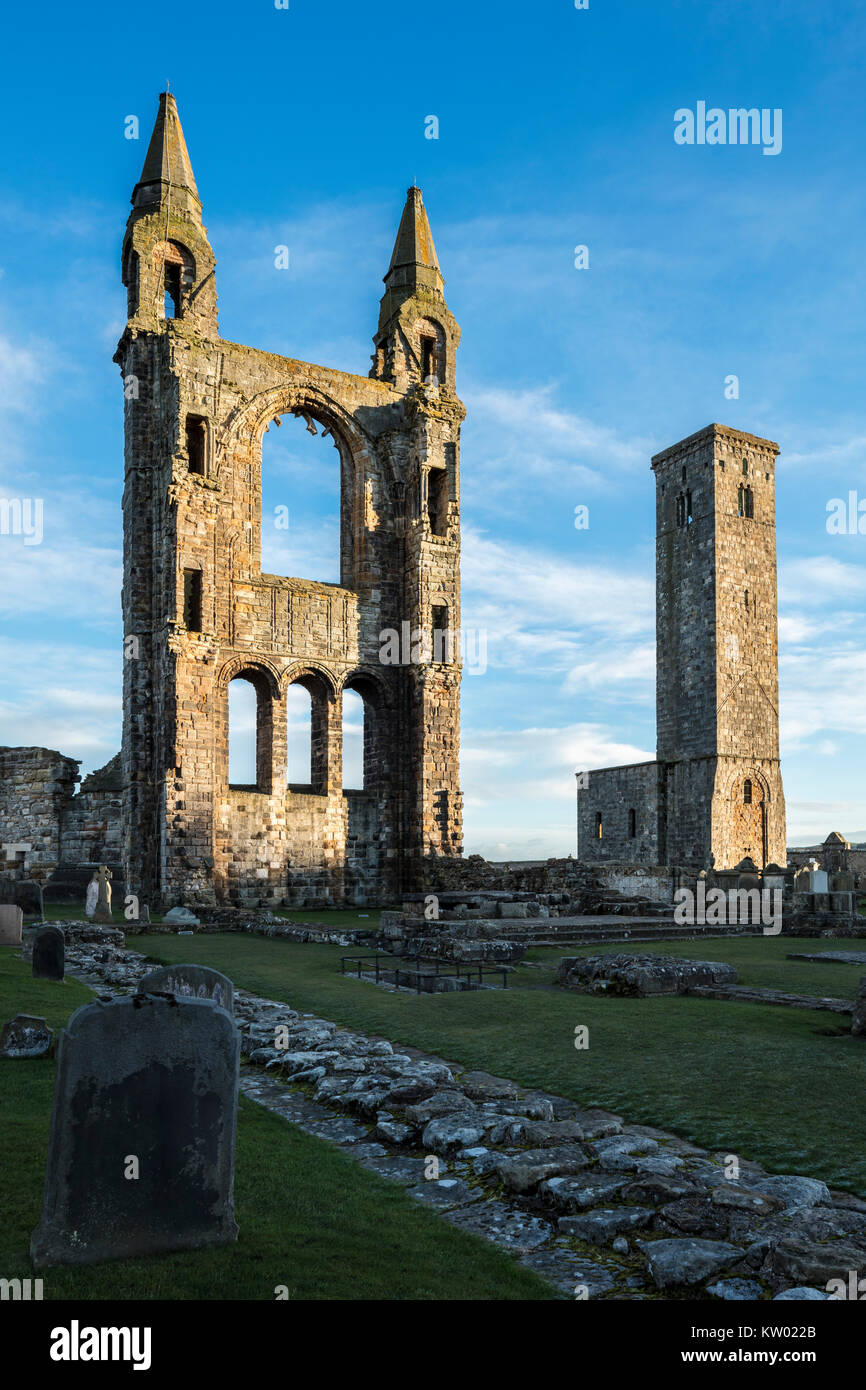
[1,0,865,855]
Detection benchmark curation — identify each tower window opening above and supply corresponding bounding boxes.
[681,466,687,483]
[628,808,636,838]
[676,493,685,527]
[420,335,437,382]
[744,588,749,609]
[186,415,207,475]
[742,458,749,476]
[743,779,753,805]
[686,489,693,525]
[182,568,202,632]
[428,467,447,536]
[595,812,603,840]
[164,260,182,319]
[431,603,450,662]
[738,484,754,518]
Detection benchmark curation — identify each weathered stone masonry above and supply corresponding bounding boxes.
[579,424,786,870]
[115,93,464,910]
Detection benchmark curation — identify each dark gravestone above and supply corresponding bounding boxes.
[0,1014,53,1058]
[139,963,234,1015]
[30,993,240,1267]
[32,926,65,981]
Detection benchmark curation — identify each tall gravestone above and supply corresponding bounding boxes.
[0,904,23,946]
[139,964,234,1015]
[91,865,113,925]
[30,993,240,1267]
[32,926,65,981]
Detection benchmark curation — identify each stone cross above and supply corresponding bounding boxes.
[91,865,113,925]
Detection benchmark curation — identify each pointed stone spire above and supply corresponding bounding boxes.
[378,186,445,331]
[132,92,200,210]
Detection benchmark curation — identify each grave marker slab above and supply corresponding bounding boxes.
[139,963,234,1015]
[0,904,23,945]
[32,925,65,981]
[30,993,240,1267]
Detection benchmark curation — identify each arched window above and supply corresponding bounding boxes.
[628,808,636,838]
[341,688,365,790]
[154,240,195,320]
[227,669,275,793]
[286,682,312,786]
[416,317,446,384]
[738,484,754,519]
[260,410,343,585]
[285,673,331,794]
[743,779,753,805]
[342,675,383,793]
[228,678,259,788]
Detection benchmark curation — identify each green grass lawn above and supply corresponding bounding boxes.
[0,948,550,1300]
[128,930,866,1197]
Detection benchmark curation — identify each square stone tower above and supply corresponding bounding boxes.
[577,422,786,870]
[114,93,463,909]
[652,424,785,868]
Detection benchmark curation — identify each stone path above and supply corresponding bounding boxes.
[54,935,866,1302]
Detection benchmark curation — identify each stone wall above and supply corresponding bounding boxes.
[577,761,663,863]
[0,747,79,880]
[0,747,124,894]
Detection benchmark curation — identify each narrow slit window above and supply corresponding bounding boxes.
[186,415,207,475]
[596,812,603,840]
[628,808,636,838]
[427,467,447,536]
[431,603,449,662]
[164,261,182,319]
[182,569,202,631]
[420,336,437,382]
[743,779,753,805]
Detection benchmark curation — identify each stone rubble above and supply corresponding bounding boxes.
[55,936,866,1301]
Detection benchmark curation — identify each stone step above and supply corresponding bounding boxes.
[684,984,853,1014]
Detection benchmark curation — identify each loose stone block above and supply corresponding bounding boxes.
[0,904,23,945]
[30,993,240,1267]
[32,925,65,981]
[139,963,234,1014]
[0,1014,53,1058]
[556,952,738,996]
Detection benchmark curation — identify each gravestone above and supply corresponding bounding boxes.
[91,865,113,925]
[32,925,65,981]
[30,993,240,1267]
[139,964,234,1015]
[0,877,44,916]
[0,1014,53,1058]
[0,904,23,945]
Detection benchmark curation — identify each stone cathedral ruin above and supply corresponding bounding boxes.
[2,91,862,917]
[118,93,464,909]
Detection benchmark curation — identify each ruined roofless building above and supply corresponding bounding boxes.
[578,424,786,870]
[116,93,463,909]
